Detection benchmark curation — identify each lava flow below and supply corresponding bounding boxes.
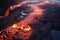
[10,3,44,40]
[0,1,60,40]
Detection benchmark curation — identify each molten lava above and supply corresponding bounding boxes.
[11,24,32,40]
[0,1,60,40]
[12,24,17,28]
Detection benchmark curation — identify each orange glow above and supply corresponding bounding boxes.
[30,5,44,15]
[11,23,31,31]
[10,4,22,10]
[10,6,17,10]
[0,1,60,40]
[20,24,31,31]
[0,8,10,18]
[18,4,44,24]
[24,26,31,31]
[12,24,17,28]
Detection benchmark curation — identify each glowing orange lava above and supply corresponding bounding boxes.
[0,1,60,40]
[12,24,17,28]
[23,26,31,31]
